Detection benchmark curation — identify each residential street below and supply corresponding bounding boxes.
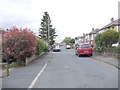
[2,46,118,88]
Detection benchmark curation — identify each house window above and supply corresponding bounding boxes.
[112,27,114,29]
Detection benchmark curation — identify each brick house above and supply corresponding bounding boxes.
[98,18,120,46]
[89,28,99,47]
[99,18,120,33]
[75,17,120,47]
[75,29,99,47]
[75,36,84,45]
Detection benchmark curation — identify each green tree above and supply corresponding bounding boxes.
[101,29,119,47]
[50,28,57,45]
[39,12,57,46]
[75,37,78,40]
[63,37,72,44]
[39,12,49,41]
[70,39,75,45]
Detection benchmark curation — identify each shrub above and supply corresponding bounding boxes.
[93,45,103,53]
[2,26,37,64]
[36,37,46,55]
[44,44,49,52]
[101,29,119,47]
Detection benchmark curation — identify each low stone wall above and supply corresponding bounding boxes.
[0,52,46,67]
[25,55,36,65]
[0,63,7,69]
[25,52,46,65]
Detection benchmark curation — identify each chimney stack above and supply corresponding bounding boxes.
[111,17,114,23]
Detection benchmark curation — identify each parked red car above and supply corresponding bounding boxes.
[75,43,92,57]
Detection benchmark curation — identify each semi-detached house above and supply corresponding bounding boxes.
[75,18,120,46]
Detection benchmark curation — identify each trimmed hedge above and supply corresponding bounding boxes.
[102,46,120,54]
[94,46,120,54]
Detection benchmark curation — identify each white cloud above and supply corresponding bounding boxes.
[0,0,119,42]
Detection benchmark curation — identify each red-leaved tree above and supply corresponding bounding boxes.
[2,26,37,63]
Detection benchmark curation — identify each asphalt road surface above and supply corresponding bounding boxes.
[2,46,118,88]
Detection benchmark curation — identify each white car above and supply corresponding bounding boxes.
[53,45,61,52]
[66,45,71,49]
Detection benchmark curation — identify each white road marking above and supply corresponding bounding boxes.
[28,53,53,89]
[28,62,47,89]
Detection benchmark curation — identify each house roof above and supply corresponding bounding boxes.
[100,19,120,30]
[75,36,84,40]
[89,28,99,35]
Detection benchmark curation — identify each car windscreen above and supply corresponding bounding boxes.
[81,44,91,48]
[54,45,60,49]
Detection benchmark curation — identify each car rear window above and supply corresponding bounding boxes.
[81,44,91,48]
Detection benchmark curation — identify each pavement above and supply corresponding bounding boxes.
[0,52,46,78]
[92,54,119,68]
[2,52,52,88]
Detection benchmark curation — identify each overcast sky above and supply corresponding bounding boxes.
[0,0,119,43]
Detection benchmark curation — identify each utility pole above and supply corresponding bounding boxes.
[47,14,50,51]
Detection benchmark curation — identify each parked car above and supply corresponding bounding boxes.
[75,43,92,56]
[53,45,61,52]
[112,42,119,47]
[66,45,71,49]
